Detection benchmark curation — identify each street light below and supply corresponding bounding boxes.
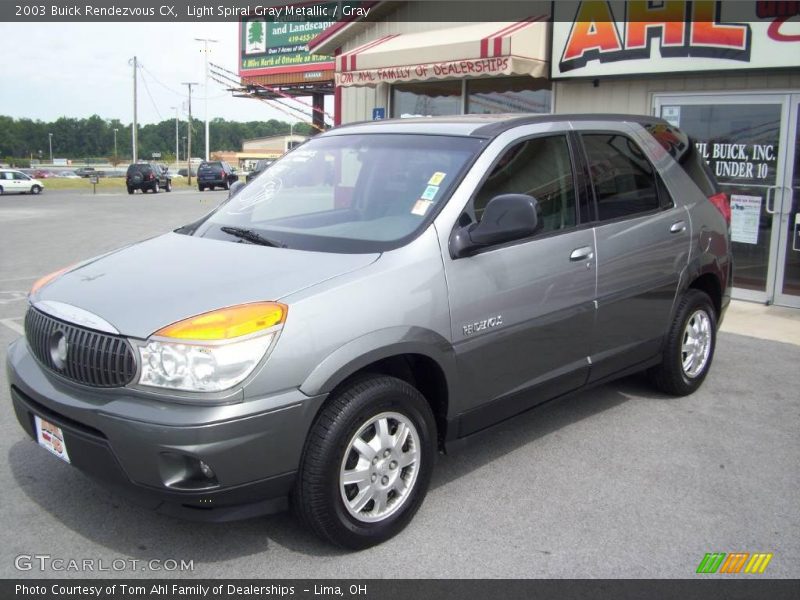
[113,128,118,166]
[48,133,53,164]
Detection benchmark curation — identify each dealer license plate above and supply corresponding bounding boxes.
[34,415,71,464]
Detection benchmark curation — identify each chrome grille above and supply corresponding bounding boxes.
[24,308,137,388]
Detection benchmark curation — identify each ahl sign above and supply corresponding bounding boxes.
[551,1,800,78]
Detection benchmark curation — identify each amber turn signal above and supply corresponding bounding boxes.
[154,302,287,341]
[30,266,73,296]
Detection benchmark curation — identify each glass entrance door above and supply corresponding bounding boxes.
[654,93,798,307]
[774,97,800,308]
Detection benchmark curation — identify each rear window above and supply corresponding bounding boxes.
[643,122,719,197]
[199,162,222,172]
[127,164,151,175]
[582,133,660,221]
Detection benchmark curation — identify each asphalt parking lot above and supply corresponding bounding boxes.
[0,189,798,579]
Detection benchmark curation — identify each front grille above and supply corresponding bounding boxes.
[24,308,137,388]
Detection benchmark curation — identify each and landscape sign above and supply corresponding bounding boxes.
[239,3,363,76]
[551,1,800,78]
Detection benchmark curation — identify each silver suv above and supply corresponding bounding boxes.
[7,114,731,549]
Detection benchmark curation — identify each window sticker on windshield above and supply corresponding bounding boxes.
[428,172,446,186]
[421,185,439,201]
[411,199,434,216]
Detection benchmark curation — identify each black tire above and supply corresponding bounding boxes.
[165,180,172,192]
[152,182,160,194]
[0,186,4,195]
[223,179,230,190]
[31,185,42,195]
[293,375,436,549]
[198,185,204,192]
[127,187,134,195]
[649,289,717,396]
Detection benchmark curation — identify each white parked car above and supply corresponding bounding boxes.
[0,169,45,195]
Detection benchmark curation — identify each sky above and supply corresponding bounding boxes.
[0,22,326,125]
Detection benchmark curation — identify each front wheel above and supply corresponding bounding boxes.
[293,375,436,549]
[649,289,717,396]
[31,185,42,195]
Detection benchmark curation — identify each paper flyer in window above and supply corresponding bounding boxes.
[730,194,762,245]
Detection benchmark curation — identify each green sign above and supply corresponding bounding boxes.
[241,18,333,72]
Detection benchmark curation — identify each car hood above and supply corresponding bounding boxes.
[35,232,379,339]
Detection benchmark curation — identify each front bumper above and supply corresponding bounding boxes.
[6,337,326,521]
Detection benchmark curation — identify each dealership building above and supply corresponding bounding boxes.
[305,2,800,308]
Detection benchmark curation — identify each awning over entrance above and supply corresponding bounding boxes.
[335,18,549,87]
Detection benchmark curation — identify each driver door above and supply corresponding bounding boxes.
[442,134,596,435]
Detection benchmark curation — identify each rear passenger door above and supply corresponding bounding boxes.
[444,134,596,434]
[578,129,690,382]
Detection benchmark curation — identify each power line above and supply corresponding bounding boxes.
[137,65,163,120]
[140,63,229,101]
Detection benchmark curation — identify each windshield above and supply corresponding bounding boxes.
[191,133,484,253]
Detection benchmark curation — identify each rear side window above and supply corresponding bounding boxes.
[473,135,577,235]
[581,133,659,221]
[643,123,718,197]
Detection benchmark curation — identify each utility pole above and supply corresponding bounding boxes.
[48,133,53,163]
[130,56,138,162]
[170,106,179,166]
[195,38,218,162]
[183,82,198,185]
[113,128,118,165]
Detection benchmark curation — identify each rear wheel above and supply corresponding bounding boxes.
[223,179,230,190]
[31,185,42,195]
[127,187,134,194]
[153,182,160,194]
[198,185,204,192]
[0,186,4,195]
[649,289,717,396]
[165,180,172,192]
[293,375,436,549]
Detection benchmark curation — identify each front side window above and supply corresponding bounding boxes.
[581,133,659,221]
[472,135,577,235]
[190,133,485,253]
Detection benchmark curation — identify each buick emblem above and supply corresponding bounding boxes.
[49,331,69,369]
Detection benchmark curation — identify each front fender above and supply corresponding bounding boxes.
[299,326,459,405]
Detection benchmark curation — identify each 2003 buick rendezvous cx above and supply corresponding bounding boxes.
[7,114,731,548]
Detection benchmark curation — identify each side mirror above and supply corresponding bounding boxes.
[228,180,246,199]
[450,193,540,258]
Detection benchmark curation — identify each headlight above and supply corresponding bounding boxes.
[137,302,286,392]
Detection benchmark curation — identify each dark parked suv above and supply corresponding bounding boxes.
[9,114,731,549]
[197,161,238,191]
[126,163,172,194]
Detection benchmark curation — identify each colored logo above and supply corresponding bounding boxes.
[696,552,773,574]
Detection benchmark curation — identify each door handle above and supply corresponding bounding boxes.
[670,220,686,233]
[570,246,594,261]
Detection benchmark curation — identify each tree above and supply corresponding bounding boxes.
[248,21,264,47]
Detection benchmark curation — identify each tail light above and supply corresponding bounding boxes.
[708,192,730,225]
[148,173,154,180]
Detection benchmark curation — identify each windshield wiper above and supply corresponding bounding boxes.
[220,226,286,248]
